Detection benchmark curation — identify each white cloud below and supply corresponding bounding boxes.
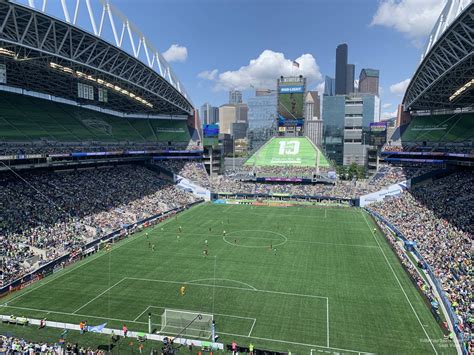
[382,103,392,109]
[390,78,411,95]
[381,109,398,120]
[316,81,325,96]
[201,50,322,91]
[371,0,445,42]
[197,69,218,81]
[163,44,188,63]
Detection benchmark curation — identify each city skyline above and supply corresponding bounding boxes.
[29,0,448,121]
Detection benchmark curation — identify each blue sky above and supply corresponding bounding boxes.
[19,0,446,119]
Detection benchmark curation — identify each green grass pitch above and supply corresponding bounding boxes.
[0,204,454,354]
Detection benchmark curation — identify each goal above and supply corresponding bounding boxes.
[160,309,213,339]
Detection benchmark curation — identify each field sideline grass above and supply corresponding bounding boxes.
[0,203,454,354]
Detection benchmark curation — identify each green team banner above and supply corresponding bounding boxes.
[245,137,330,167]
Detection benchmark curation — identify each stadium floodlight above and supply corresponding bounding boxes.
[449,79,474,102]
[0,48,16,57]
[160,309,213,340]
[49,62,154,108]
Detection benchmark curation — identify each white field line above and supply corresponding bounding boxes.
[288,239,378,249]
[217,331,372,354]
[156,230,378,249]
[248,318,256,337]
[133,305,151,322]
[72,278,126,314]
[4,304,370,354]
[326,298,330,347]
[1,205,195,308]
[3,305,147,325]
[126,277,328,300]
[186,278,258,291]
[360,210,438,355]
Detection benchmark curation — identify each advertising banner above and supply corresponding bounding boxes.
[175,175,211,201]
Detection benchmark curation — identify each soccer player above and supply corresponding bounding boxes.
[223,230,226,236]
[180,286,186,296]
[151,244,155,252]
[177,235,180,242]
[145,232,149,239]
[203,248,208,257]
[205,240,208,247]
[274,248,277,256]
[269,243,272,251]
[209,227,212,233]
[179,226,182,233]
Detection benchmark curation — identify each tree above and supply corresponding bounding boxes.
[348,162,358,180]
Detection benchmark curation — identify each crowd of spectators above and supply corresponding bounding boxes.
[0,334,108,354]
[154,160,211,189]
[0,141,201,156]
[0,165,198,286]
[236,165,328,178]
[211,165,433,199]
[370,171,473,343]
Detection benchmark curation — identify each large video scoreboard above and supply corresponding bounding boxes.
[369,122,387,146]
[277,76,306,135]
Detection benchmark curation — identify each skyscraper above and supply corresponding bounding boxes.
[359,69,380,96]
[304,91,321,120]
[218,103,248,135]
[335,43,348,95]
[324,76,336,96]
[200,103,219,125]
[229,89,243,104]
[247,91,277,151]
[346,64,355,94]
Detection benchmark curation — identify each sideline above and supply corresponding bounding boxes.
[360,209,438,354]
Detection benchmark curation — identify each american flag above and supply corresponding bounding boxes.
[292,61,300,68]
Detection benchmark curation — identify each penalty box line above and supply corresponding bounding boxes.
[127,277,328,345]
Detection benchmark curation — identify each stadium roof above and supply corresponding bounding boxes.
[403,0,473,111]
[0,0,193,116]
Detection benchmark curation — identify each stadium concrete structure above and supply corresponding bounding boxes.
[0,0,472,354]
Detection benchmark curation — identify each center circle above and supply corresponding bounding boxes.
[223,230,288,248]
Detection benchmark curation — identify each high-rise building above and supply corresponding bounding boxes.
[322,93,380,165]
[359,69,380,96]
[343,94,380,165]
[335,43,348,95]
[304,118,324,147]
[324,76,336,96]
[304,91,320,120]
[346,64,355,94]
[231,121,248,140]
[218,103,248,135]
[322,95,345,165]
[229,89,243,104]
[247,91,277,151]
[200,103,219,125]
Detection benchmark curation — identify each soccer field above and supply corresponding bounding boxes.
[0,203,452,354]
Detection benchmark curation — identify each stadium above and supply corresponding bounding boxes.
[0,0,472,354]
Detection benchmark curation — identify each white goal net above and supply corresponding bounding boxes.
[160,309,213,339]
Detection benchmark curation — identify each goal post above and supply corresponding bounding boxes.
[160,309,213,340]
